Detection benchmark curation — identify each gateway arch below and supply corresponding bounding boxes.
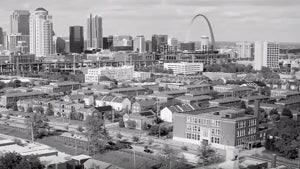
[190,14,215,51]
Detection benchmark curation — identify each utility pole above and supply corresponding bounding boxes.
[133,143,136,169]
[31,122,34,143]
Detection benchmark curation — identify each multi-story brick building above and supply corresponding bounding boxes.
[173,107,258,149]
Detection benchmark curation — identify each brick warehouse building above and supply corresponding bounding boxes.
[173,104,260,150]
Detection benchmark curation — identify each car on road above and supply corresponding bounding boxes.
[144,148,153,154]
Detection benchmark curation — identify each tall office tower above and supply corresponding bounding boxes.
[145,40,152,52]
[254,41,279,71]
[168,37,179,52]
[29,8,53,57]
[103,37,108,49]
[0,27,3,46]
[10,10,30,35]
[133,35,145,53]
[54,36,66,53]
[70,26,84,53]
[87,14,103,49]
[152,34,168,53]
[236,41,253,59]
[200,36,209,52]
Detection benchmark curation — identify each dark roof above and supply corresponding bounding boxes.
[186,90,212,96]
[35,7,47,11]
[135,99,156,108]
[241,95,269,101]
[210,97,241,104]
[95,106,112,112]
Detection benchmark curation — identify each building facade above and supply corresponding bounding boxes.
[70,26,84,53]
[152,34,168,53]
[6,33,30,53]
[85,65,134,82]
[254,41,279,70]
[236,41,253,59]
[133,35,145,53]
[200,36,209,52]
[87,14,103,49]
[10,10,30,35]
[163,62,204,75]
[173,107,258,149]
[29,8,53,57]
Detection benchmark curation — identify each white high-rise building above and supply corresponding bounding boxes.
[133,35,145,53]
[29,8,53,57]
[254,41,279,71]
[87,14,103,49]
[236,41,253,59]
[200,36,209,52]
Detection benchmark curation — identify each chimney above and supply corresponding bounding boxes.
[254,100,260,122]
[271,154,277,168]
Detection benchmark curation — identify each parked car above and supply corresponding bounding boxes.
[144,149,153,154]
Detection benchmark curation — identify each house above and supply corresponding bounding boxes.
[175,95,212,106]
[95,95,131,111]
[131,99,156,113]
[77,107,100,120]
[52,101,85,118]
[0,91,46,108]
[160,103,201,122]
[63,94,85,103]
[83,95,94,106]
[271,89,300,99]
[147,93,174,103]
[209,97,241,107]
[123,110,155,130]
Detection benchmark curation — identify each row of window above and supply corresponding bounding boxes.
[211,137,220,144]
[187,116,220,127]
[237,127,256,137]
[236,135,256,145]
[186,132,200,140]
[237,119,256,129]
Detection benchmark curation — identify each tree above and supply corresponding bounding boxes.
[77,125,84,132]
[26,113,50,139]
[12,104,18,111]
[116,133,123,140]
[126,120,136,129]
[269,109,278,116]
[196,142,220,166]
[281,107,293,119]
[132,135,140,143]
[141,122,148,130]
[245,107,254,115]
[85,114,109,154]
[33,106,44,114]
[119,119,125,128]
[270,114,280,122]
[26,107,33,113]
[0,152,44,169]
[239,101,247,109]
[148,138,154,145]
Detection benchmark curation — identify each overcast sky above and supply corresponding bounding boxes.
[1,0,299,42]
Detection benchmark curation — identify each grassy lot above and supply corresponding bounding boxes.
[94,150,159,169]
[0,124,160,169]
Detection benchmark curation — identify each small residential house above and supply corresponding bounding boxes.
[131,99,156,113]
[83,95,94,106]
[123,110,155,130]
[160,103,201,122]
[95,95,131,111]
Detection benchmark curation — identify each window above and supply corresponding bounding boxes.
[203,130,208,137]
[186,133,191,139]
[187,125,191,131]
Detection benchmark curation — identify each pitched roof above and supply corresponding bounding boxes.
[128,110,155,120]
[134,99,156,108]
[166,103,201,114]
[175,95,212,101]
[210,97,241,104]
[96,95,126,103]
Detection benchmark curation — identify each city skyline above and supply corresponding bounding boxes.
[0,0,299,43]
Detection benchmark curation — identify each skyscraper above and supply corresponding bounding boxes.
[200,36,209,52]
[254,41,279,71]
[168,37,179,52]
[29,8,53,57]
[7,33,29,53]
[152,34,168,53]
[70,26,84,53]
[133,35,145,53]
[10,10,30,35]
[145,40,152,52]
[0,27,3,46]
[236,41,253,59]
[87,14,103,49]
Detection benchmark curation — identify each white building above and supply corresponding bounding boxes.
[85,65,134,82]
[133,71,151,81]
[254,41,279,70]
[164,62,203,75]
[29,8,53,57]
[6,33,29,53]
[236,41,253,59]
[113,35,132,47]
[133,35,145,53]
[87,14,103,49]
[95,95,131,111]
[200,36,209,52]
